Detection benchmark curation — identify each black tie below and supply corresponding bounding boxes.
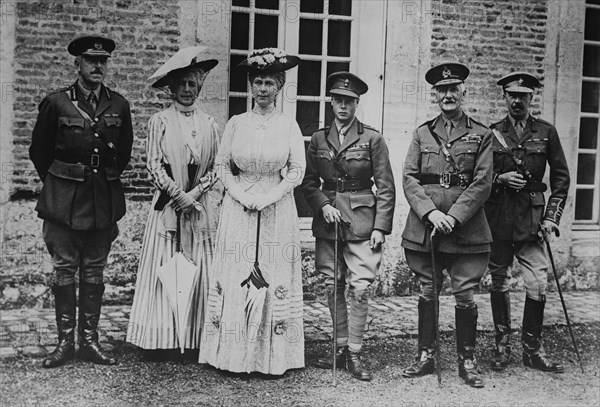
[88,92,97,112]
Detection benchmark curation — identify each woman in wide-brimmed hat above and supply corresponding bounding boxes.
[126,46,223,354]
[199,48,306,375]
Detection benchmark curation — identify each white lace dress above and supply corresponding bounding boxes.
[198,109,306,374]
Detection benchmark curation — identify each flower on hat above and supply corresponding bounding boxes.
[247,48,289,69]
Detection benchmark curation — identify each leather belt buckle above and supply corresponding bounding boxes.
[439,172,451,189]
[458,174,468,190]
[91,154,100,168]
[336,179,344,192]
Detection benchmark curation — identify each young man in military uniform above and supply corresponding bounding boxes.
[30,35,133,368]
[301,72,395,381]
[485,72,570,373]
[401,63,492,388]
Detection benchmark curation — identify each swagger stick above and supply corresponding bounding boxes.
[332,218,339,386]
[430,228,442,385]
[545,237,584,373]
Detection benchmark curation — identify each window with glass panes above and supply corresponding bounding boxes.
[576,0,600,227]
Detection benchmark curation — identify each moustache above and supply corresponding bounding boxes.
[511,103,524,109]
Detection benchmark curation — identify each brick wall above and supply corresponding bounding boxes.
[429,0,548,123]
[10,0,181,200]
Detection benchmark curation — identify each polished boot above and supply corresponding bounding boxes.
[403,298,435,378]
[522,296,564,373]
[346,351,372,381]
[315,345,348,369]
[77,282,117,365]
[456,306,484,388]
[490,291,511,371]
[43,284,76,368]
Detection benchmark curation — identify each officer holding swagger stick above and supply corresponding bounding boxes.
[485,72,570,373]
[401,63,492,388]
[301,72,395,381]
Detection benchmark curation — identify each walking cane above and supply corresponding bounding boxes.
[430,228,442,385]
[332,218,339,386]
[544,235,584,373]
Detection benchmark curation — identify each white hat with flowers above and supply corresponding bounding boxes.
[237,48,300,74]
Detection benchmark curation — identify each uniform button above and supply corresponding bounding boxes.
[93,169,98,173]
[93,148,99,153]
[95,133,99,138]
[468,149,472,152]
[446,143,451,148]
[518,144,522,148]
[94,118,99,122]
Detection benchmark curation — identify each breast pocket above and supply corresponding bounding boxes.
[419,144,440,172]
[103,116,122,144]
[317,148,333,175]
[344,149,370,175]
[453,141,479,173]
[57,116,86,150]
[524,139,547,172]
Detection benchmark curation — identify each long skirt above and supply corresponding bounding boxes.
[126,192,214,350]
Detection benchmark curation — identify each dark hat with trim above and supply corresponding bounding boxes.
[497,72,541,93]
[237,48,300,74]
[326,72,368,99]
[68,35,115,57]
[148,46,219,88]
[425,62,470,87]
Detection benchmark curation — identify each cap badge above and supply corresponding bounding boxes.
[94,42,103,50]
[442,67,451,78]
[344,79,349,87]
[518,77,523,85]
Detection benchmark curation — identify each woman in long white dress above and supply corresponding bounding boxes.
[199,48,306,375]
[127,47,223,352]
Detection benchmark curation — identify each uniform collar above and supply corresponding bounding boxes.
[335,116,355,135]
[508,113,529,129]
[76,80,101,102]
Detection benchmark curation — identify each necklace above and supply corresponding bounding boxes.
[252,107,276,130]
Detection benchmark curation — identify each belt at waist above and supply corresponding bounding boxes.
[418,172,471,188]
[54,151,114,168]
[504,181,547,192]
[322,179,373,192]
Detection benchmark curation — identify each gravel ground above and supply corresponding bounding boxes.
[1,324,599,406]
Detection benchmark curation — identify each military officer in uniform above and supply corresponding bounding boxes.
[301,72,395,381]
[401,63,492,388]
[30,35,133,368]
[485,72,569,373]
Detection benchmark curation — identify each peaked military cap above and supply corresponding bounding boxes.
[326,72,368,99]
[425,62,470,87]
[497,72,541,93]
[68,35,115,57]
[237,48,300,74]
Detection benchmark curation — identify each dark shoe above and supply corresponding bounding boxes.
[458,357,484,388]
[521,296,564,373]
[43,284,76,368]
[346,351,372,381]
[456,305,484,388]
[402,350,435,378]
[490,291,511,371]
[77,282,117,365]
[314,346,348,369]
[522,353,564,373]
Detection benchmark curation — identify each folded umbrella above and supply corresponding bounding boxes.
[157,211,200,353]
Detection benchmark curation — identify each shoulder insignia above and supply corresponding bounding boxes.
[45,86,70,97]
[532,116,553,127]
[106,87,127,101]
[467,116,488,129]
[418,118,436,129]
[362,123,380,133]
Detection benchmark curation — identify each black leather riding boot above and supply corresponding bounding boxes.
[403,298,436,378]
[456,305,484,388]
[490,291,511,370]
[43,284,76,368]
[77,282,117,365]
[522,296,564,373]
[346,351,372,381]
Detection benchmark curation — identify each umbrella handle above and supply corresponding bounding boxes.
[254,211,261,263]
[176,210,182,253]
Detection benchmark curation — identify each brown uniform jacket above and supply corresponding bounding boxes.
[30,82,133,230]
[484,115,570,241]
[401,112,493,253]
[301,119,396,241]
